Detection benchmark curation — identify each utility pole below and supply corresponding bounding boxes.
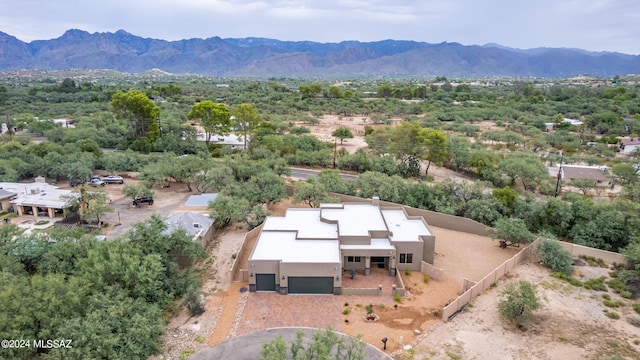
[333,136,337,169]
[554,152,564,197]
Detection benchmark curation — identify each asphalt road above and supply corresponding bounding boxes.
[289,167,358,181]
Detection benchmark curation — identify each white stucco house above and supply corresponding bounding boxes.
[248,197,435,295]
[0,179,71,218]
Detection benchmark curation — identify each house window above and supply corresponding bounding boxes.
[399,253,413,264]
[347,256,361,262]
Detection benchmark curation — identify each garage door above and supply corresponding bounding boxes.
[256,274,276,291]
[288,277,334,294]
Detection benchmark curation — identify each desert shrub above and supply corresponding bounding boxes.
[365,304,374,315]
[606,278,632,298]
[603,294,611,300]
[552,272,583,287]
[634,303,640,314]
[583,276,607,291]
[290,126,311,135]
[579,255,607,268]
[404,268,411,276]
[342,308,350,315]
[603,299,625,308]
[534,238,574,274]
[394,294,402,303]
[604,310,620,319]
[498,280,540,326]
[183,287,205,317]
[423,274,429,283]
[379,304,385,309]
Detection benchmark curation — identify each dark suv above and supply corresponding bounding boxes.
[132,197,154,206]
[69,179,85,187]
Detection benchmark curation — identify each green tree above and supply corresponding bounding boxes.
[57,289,164,360]
[64,185,113,224]
[498,156,549,192]
[293,180,329,208]
[122,183,154,201]
[498,280,540,326]
[533,235,574,274]
[232,103,262,149]
[110,89,161,141]
[620,239,640,283]
[209,194,251,227]
[569,178,596,196]
[332,127,354,145]
[490,218,535,248]
[187,100,231,146]
[611,163,639,186]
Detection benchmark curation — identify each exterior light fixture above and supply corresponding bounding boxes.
[249,273,254,277]
[336,276,340,281]
[282,275,285,280]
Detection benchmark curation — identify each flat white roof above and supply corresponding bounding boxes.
[321,204,387,236]
[381,209,430,241]
[0,182,71,208]
[263,209,337,239]
[252,231,340,263]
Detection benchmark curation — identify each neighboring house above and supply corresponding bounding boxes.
[0,189,16,213]
[0,180,71,218]
[196,133,247,148]
[163,212,215,266]
[619,137,640,155]
[248,197,435,295]
[556,164,612,187]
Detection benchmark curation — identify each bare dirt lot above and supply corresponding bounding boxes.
[414,262,640,360]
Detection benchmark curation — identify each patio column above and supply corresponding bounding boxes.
[31,206,38,217]
[364,256,370,276]
[47,208,55,219]
[389,254,396,276]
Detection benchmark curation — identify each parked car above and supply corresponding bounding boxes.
[69,179,85,187]
[132,196,154,206]
[87,178,106,187]
[100,175,124,184]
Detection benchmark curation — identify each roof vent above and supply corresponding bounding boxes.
[372,196,380,206]
[193,223,200,228]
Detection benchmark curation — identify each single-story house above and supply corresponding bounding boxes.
[196,133,248,148]
[0,180,72,218]
[163,212,215,248]
[556,165,612,187]
[0,189,16,213]
[248,197,435,295]
[619,137,640,155]
[163,212,215,266]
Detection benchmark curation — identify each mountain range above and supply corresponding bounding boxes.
[0,29,639,78]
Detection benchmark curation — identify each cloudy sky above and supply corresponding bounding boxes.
[0,0,638,54]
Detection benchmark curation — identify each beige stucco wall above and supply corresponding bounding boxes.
[393,240,423,271]
[280,261,342,288]
[248,259,280,287]
[0,198,12,212]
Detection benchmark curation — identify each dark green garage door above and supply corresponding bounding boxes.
[288,277,333,294]
[256,274,276,291]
